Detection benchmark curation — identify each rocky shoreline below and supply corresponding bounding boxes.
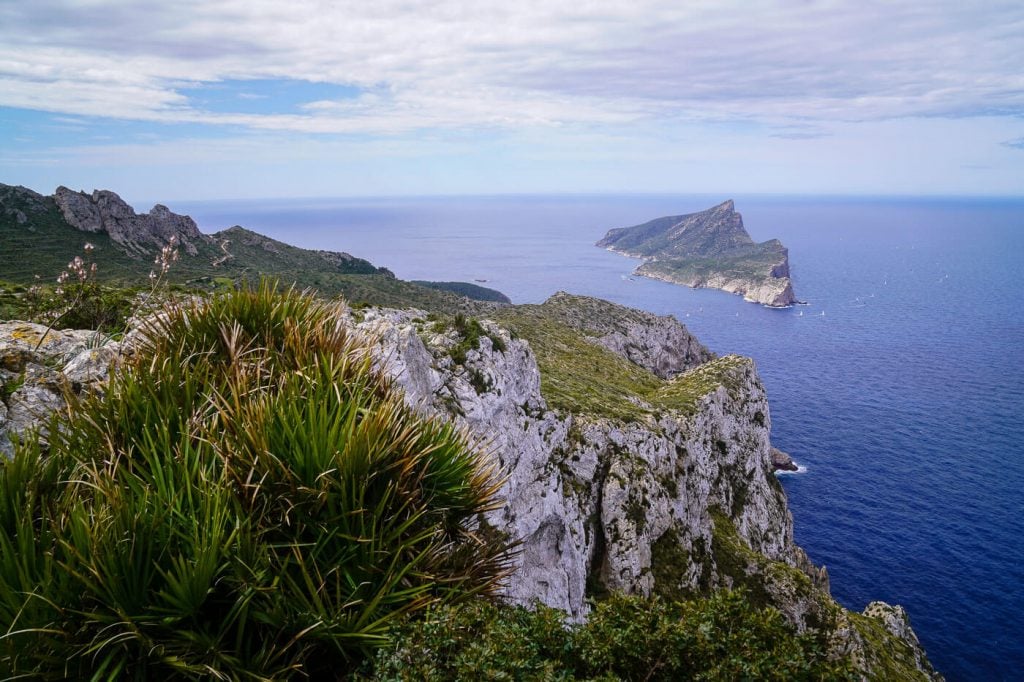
[631,256,797,307]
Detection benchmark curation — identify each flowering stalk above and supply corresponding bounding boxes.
[33,242,97,350]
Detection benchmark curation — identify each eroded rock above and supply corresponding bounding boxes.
[54,186,207,256]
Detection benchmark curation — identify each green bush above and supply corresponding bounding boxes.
[365,591,855,681]
[0,281,512,679]
[26,281,138,330]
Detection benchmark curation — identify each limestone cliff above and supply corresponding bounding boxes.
[355,295,939,680]
[597,200,797,307]
[54,186,209,256]
[0,295,939,680]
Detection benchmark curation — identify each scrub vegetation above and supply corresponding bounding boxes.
[0,282,511,679]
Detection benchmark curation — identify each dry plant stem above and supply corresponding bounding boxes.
[33,246,95,352]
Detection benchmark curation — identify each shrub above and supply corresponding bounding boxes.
[0,281,512,679]
[364,590,856,681]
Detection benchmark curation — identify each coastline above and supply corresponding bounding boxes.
[602,244,797,308]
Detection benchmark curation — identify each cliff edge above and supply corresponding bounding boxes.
[0,293,937,679]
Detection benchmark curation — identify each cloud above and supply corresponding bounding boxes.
[0,1,1022,135]
[1002,138,1024,149]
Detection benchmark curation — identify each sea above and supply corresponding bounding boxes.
[176,194,1024,681]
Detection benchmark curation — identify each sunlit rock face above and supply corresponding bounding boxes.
[54,186,207,256]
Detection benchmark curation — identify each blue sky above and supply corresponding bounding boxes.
[1,1,1022,202]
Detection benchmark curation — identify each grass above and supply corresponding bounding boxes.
[493,302,747,422]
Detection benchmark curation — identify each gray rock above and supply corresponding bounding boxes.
[63,344,120,392]
[771,446,799,471]
[0,362,66,456]
[0,321,97,368]
[54,186,207,256]
[0,321,118,456]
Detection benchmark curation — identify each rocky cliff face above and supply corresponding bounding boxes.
[354,297,939,679]
[0,296,939,680]
[358,309,802,614]
[53,187,208,256]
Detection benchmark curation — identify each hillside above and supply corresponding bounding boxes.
[0,184,507,313]
[597,200,797,307]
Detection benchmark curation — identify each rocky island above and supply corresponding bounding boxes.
[597,200,797,307]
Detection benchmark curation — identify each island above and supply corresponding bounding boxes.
[597,200,797,307]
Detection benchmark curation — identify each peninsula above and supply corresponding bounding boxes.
[597,200,797,307]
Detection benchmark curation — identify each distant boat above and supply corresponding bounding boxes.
[820,311,826,316]
[798,311,803,317]
[474,278,488,283]
[620,275,635,282]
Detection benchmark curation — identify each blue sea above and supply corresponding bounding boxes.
[176,194,1024,681]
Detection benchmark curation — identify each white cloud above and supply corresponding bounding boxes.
[1,1,1022,134]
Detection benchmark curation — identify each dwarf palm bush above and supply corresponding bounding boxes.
[0,280,511,680]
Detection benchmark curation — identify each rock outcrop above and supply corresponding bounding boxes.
[772,446,799,471]
[53,186,208,256]
[359,308,801,617]
[526,292,713,378]
[0,184,48,226]
[597,200,797,307]
[0,321,121,456]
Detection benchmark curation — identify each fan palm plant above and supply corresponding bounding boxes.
[0,280,512,680]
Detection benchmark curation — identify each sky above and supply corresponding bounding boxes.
[1,1,1023,202]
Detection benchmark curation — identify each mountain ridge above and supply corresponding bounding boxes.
[0,183,506,311]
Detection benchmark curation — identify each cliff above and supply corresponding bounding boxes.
[0,294,939,680]
[54,186,209,256]
[597,200,797,307]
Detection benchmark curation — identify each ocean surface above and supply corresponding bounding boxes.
[177,194,1024,681]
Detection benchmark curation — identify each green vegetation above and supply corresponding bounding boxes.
[363,590,855,681]
[442,312,506,365]
[706,507,841,635]
[638,247,787,286]
[846,611,937,682]
[0,282,511,679]
[494,302,743,422]
[0,188,508,316]
[412,280,511,303]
